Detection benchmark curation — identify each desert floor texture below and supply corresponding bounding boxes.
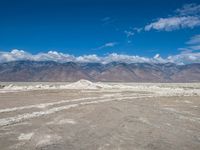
[0,80,200,150]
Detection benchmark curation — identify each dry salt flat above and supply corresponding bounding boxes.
[0,80,200,150]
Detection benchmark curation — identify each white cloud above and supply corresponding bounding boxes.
[133,27,142,33]
[176,3,200,16]
[145,16,200,31]
[124,27,142,42]
[103,53,152,64]
[0,49,199,64]
[179,34,200,52]
[104,42,117,47]
[186,34,200,45]
[101,17,111,22]
[0,50,75,63]
[34,51,75,62]
[124,30,134,37]
[145,3,200,31]
[0,49,32,62]
[178,48,193,54]
[124,27,142,43]
[154,54,160,59]
[93,42,117,50]
[189,45,200,50]
[76,55,101,63]
[167,52,200,64]
[101,17,115,26]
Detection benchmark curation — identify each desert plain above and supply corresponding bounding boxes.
[0,80,200,150]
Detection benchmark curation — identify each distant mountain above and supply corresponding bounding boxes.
[0,61,200,82]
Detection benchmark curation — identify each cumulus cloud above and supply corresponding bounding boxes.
[0,50,75,63]
[0,50,32,62]
[104,53,152,64]
[167,52,200,64]
[145,3,200,31]
[76,55,101,63]
[34,51,75,62]
[0,49,200,65]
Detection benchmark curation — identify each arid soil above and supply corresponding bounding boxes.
[0,82,200,150]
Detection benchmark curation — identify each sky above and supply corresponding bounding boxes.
[0,0,200,64]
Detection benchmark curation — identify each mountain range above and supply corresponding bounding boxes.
[0,61,199,82]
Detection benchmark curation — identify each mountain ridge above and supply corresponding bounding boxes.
[0,61,200,82]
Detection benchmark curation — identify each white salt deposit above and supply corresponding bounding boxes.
[47,118,77,125]
[36,134,62,146]
[58,119,76,125]
[1,80,200,97]
[18,132,34,141]
[0,79,112,92]
[184,100,192,104]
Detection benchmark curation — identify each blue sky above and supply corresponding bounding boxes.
[0,0,200,63]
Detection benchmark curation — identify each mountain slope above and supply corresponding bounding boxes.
[0,61,199,82]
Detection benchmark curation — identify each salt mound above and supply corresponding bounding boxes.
[75,79,94,86]
[63,79,103,89]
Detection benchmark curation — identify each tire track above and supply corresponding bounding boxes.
[0,94,121,114]
[0,95,154,127]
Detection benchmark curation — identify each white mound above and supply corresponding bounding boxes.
[62,79,105,89]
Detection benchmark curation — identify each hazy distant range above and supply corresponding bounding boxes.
[0,61,200,82]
